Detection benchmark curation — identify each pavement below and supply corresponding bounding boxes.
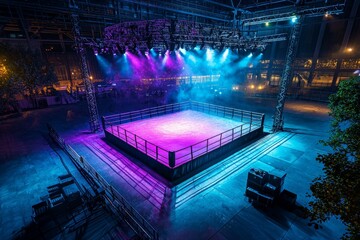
[0,95,346,240]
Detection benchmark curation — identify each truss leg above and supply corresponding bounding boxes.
[71,12,100,132]
[272,16,303,132]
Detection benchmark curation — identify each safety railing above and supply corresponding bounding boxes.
[111,125,169,164]
[47,124,159,240]
[102,101,265,168]
[174,123,252,165]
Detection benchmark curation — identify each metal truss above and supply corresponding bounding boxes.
[272,16,303,132]
[70,0,100,132]
[241,3,345,26]
[88,19,287,54]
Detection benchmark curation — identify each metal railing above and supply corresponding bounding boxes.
[47,124,159,240]
[102,101,265,168]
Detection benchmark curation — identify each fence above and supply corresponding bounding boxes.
[47,124,159,240]
[102,101,265,168]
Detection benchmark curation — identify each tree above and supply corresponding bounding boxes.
[0,43,58,113]
[0,44,23,112]
[308,76,360,239]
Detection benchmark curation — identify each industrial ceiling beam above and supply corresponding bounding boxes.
[203,0,251,14]
[241,3,345,26]
[118,0,230,23]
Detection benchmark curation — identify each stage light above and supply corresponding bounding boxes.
[150,48,156,57]
[248,53,253,58]
[206,48,214,61]
[179,48,186,55]
[94,49,98,55]
[221,48,229,62]
[291,16,297,23]
[324,12,329,18]
[346,48,353,52]
[265,22,269,26]
[249,84,255,89]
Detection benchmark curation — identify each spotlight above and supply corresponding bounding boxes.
[291,16,297,23]
[179,48,186,54]
[265,22,269,26]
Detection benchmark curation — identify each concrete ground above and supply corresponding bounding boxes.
[0,95,346,239]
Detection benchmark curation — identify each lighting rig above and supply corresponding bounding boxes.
[88,19,287,55]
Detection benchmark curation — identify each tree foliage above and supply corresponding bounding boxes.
[308,76,360,239]
[0,43,58,113]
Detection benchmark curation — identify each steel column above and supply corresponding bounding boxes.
[70,2,100,132]
[272,16,303,132]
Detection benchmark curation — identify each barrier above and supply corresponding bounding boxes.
[47,124,159,240]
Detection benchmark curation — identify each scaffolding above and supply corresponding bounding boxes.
[272,16,303,132]
[70,0,100,132]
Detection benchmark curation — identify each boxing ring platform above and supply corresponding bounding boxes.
[102,101,265,181]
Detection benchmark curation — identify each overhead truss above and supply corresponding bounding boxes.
[85,19,287,54]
